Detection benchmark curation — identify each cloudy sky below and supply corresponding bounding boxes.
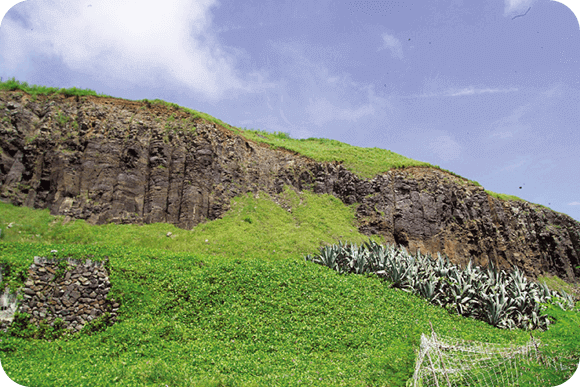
[0,0,579,222]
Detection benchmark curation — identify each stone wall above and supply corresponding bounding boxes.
[1,256,118,333]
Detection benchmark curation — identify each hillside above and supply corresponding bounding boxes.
[0,83,579,281]
[0,81,579,386]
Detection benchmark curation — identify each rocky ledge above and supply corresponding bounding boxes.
[1,90,579,282]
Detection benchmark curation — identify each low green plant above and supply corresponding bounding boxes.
[53,260,69,279]
[0,194,578,386]
[6,313,66,341]
[6,312,38,339]
[0,79,578,385]
[80,312,114,336]
[0,260,29,292]
[55,111,70,126]
[0,78,113,98]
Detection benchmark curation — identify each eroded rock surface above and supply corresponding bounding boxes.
[1,91,579,282]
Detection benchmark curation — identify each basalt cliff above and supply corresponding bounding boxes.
[1,90,579,282]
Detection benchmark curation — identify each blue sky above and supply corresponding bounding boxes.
[0,0,579,222]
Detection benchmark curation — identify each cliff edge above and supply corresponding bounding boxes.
[1,90,579,282]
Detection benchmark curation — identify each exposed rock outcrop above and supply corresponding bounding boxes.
[1,91,579,282]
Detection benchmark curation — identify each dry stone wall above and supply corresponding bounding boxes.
[1,256,118,333]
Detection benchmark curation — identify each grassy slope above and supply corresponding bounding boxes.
[1,79,578,386]
[1,190,579,386]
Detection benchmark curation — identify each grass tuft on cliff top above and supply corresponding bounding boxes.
[1,189,579,386]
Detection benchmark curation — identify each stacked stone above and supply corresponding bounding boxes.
[18,256,119,332]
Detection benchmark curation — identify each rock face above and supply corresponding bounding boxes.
[1,91,579,282]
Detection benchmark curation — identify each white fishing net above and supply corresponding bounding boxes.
[410,331,551,387]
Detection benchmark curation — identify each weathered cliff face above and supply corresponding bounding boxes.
[1,91,579,282]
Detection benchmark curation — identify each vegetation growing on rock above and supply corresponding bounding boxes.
[0,79,579,386]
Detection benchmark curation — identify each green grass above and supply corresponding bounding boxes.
[1,188,579,386]
[1,78,577,385]
[0,77,114,98]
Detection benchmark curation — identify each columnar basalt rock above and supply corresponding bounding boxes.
[1,91,579,282]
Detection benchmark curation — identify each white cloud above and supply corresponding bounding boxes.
[427,134,462,162]
[568,201,580,206]
[412,87,518,98]
[306,96,375,127]
[500,157,529,172]
[378,33,403,60]
[504,0,537,15]
[279,108,293,126]
[487,85,560,140]
[409,74,520,99]
[447,87,519,97]
[0,0,270,101]
[267,40,392,130]
[490,130,514,139]
[488,103,530,139]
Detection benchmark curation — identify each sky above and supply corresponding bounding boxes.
[0,0,579,226]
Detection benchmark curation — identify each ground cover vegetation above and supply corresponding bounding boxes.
[1,189,579,386]
[1,78,578,385]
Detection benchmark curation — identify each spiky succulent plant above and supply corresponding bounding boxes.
[305,240,577,331]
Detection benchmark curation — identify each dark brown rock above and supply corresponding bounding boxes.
[22,288,36,296]
[1,90,579,282]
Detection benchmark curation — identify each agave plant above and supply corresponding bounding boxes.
[363,239,384,256]
[378,254,413,290]
[482,286,516,328]
[447,270,480,317]
[463,261,482,285]
[368,246,388,272]
[485,261,506,287]
[510,266,528,288]
[374,248,389,271]
[553,289,575,310]
[317,245,339,270]
[416,273,445,305]
[537,281,553,302]
[304,240,575,331]
[432,253,451,278]
[528,302,543,329]
[348,247,370,274]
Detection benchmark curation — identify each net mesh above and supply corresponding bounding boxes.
[411,331,546,387]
